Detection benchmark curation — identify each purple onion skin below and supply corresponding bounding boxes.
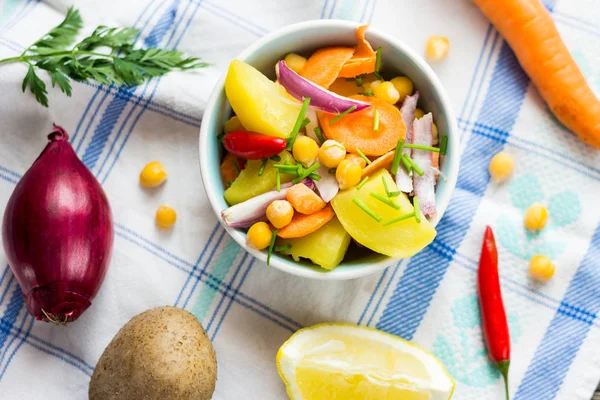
[1,125,113,325]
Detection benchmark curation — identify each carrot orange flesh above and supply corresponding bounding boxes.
[300,47,355,89]
[319,95,406,157]
[339,25,377,78]
[361,151,394,178]
[277,204,334,239]
[220,152,246,186]
[286,183,326,215]
[473,0,600,149]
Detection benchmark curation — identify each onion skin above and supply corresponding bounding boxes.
[1,125,113,324]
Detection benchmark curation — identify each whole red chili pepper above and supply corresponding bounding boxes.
[224,131,287,160]
[478,226,510,400]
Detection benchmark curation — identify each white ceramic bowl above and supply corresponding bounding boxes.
[199,20,460,280]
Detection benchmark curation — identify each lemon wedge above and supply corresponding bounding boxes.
[277,323,455,400]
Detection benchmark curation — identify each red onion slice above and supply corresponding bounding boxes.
[412,113,437,217]
[222,178,315,228]
[395,92,420,193]
[276,61,371,114]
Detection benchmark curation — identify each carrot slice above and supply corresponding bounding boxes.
[361,151,394,178]
[319,95,405,157]
[473,0,600,149]
[220,152,246,187]
[286,183,326,215]
[300,47,354,89]
[338,25,377,78]
[277,204,334,239]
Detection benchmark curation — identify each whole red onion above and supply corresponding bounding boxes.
[2,125,113,325]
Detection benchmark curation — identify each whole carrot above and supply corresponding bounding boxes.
[473,0,600,149]
[478,226,510,399]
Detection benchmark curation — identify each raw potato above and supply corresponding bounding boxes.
[89,306,217,400]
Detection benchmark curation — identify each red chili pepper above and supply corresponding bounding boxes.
[223,131,287,160]
[478,226,510,400]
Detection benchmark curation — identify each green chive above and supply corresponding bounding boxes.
[273,164,299,174]
[274,244,292,252]
[329,168,336,174]
[286,97,311,150]
[258,158,268,176]
[352,197,382,222]
[297,164,303,175]
[356,74,364,86]
[373,109,380,132]
[227,180,234,187]
[358,91,374,96]
[390,140,405,175]
[405,143,440,153]
[329,105,357,125]
[356,148,371,165]
[276,171,281,191]
[413,196,421,223]
[370,192,401,210]
[267,229,278,266]
[400,154,412,173]
[357,177,369,190]
[374,71,383,81]
[375,46,382,72]
[232,161,241,174]
[301,118,310,129]
[388,190,401,197]
[440,135,448,155]
[314,127,325,144]
[293,162,320,184]
[382,176,391,196]
[405,154,424,176]
[270,155,281,162]
[309,173,321,181]
[382,212,415,227]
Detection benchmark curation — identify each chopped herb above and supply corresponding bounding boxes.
[273,164,299,174]
[297,164,303,175]
[382,176,391,196]
[355,74,364,86]
[374,71,384,81]
[274,244,292,252]
[404,154,424,176]
[329,105,356,124]
[286,97,311,150]
[373,108,380,131]
[293,162,320,184]
[231,160,241,174]
[352,197,382,222]
[258,158,268,176]
[357,177,369,190]
[356,148,371,165]
[217,132,225,144]
[382,212,415,227]
[413,196,421,223]
[375,46,382,72]
[370,192,401,210]
[309,173,321,181]
[267,229,278,265]
[301,118,310,129]
[270,155,281,162]
[227,179,234,187]
[405,143,440,153]
[314,127,325,144]
[400,154,412,174]
[276,171,281,191]
[357,91,374,96]
[388,190,401,197]
[390,140,405,175]
[440,135,448,155]
[328,168,336,174]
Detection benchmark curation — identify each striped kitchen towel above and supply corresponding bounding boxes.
[0,0,599,399]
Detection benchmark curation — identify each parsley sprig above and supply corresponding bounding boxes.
[0,8,207,107]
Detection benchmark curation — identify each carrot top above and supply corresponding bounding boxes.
[318,95,406,157]
[339,25,377,78]
[300,47,354,89]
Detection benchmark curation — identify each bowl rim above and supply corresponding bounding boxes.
[199,19,460,280]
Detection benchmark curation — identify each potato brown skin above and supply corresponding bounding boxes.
[89,306,217,400]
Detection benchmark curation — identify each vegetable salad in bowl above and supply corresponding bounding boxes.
[217,25,448,272]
